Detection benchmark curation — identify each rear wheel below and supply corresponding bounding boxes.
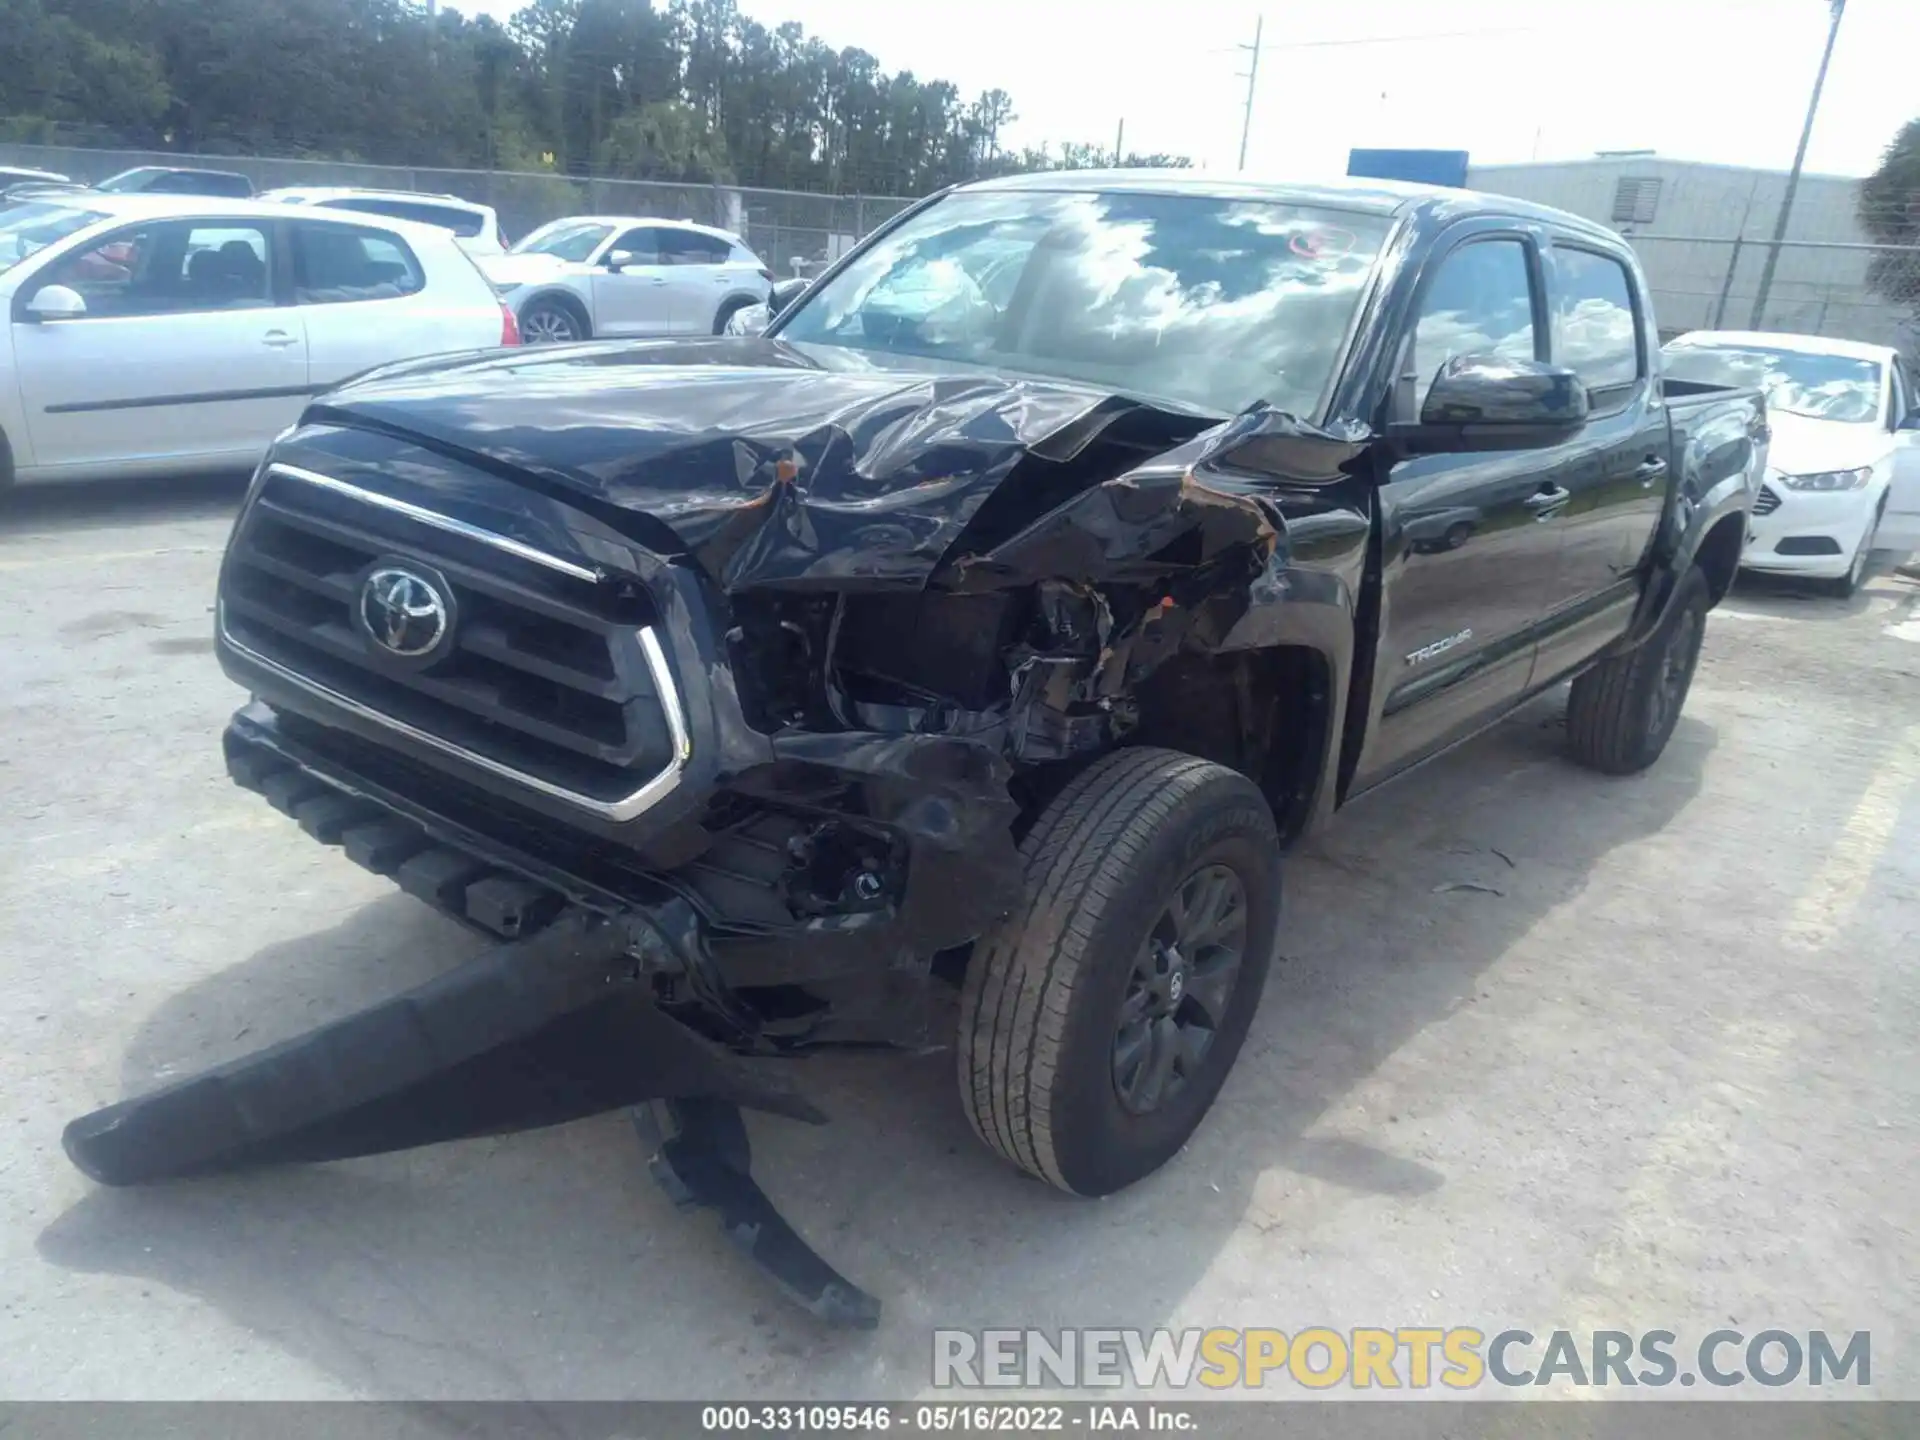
[957,747,1281,1196]
[1566,564,1709,775]
[519,297,586,345]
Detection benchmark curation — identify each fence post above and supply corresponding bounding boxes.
[854,193,866,240]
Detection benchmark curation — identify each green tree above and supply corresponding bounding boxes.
[1859,118,1920,328]
[2,0,1189,197]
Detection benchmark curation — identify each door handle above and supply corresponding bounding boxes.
[1632,457,1669,485]
[261,330,300,348]
[1526,484,1571,518]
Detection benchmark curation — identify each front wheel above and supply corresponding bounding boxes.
[957,747,1281,1196]
[1566,564,1709,775]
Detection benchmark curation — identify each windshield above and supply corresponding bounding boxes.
[0,202,109,274]
[1663,343,1884,424]
[512,221,612,262]
[776,189,1392,419]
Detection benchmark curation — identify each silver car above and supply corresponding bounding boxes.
[480,216,773,343]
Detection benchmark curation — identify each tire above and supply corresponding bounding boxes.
[957,747,1282,1196]
[519,296,587,345]
[1566,564,1709,776]
[1443,521,1472,550]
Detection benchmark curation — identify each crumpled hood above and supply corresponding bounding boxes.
[1763,411,1895,479]
[308,338,1225,592]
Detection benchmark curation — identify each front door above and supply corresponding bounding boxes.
[1529,240,1669,679]
[1351,230,1567,791]
[590,226,675,336]
[14,218,308,471]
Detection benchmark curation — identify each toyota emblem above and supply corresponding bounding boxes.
[358,565,452,659]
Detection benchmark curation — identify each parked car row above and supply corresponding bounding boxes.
[0,175,781,491]
[2,165,255,205]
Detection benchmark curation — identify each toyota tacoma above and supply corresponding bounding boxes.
[65,173,1768,1324]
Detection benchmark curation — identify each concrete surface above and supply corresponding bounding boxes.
[1,476,1916,1401]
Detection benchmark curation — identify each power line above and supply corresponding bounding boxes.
[1205,24,1541,54]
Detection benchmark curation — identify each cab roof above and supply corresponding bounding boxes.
[956,168,1623,245]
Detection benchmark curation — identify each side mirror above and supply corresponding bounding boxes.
[1400,353,1589,452]
[768,277,808,318]
[605,250,636,272]
[24,284,87,321]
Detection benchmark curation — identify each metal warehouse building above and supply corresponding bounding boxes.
[1464,154,1909,350]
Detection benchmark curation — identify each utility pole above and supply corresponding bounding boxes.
[1115,117,1126,167]
[1236,15,1263,172]
[1750,0,1846,329]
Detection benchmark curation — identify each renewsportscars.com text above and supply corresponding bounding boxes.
[932,1327,1870,1391]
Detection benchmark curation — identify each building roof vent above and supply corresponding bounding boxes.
[1611,176,1662,224]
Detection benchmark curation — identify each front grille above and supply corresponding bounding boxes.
[1753,483,1782,517]
[220,465,682,810]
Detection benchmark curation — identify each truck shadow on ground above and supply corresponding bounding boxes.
[37,695,1712,1401]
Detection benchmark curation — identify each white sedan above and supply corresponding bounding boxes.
[1664,331,1920,596]
[0,193,517,487]
[480,216,772,343]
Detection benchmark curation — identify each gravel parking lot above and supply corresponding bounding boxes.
[2,478,1916,1401]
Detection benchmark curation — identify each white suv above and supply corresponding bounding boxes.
[260,187,509,257]
[0,193,517,487]
[480,215,773,342]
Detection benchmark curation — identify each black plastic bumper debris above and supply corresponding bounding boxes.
[637,1098,882,1329]
[62,910,821,1187]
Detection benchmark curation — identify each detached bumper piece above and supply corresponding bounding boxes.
[62,910,820,1185]
[636,1099,881,1328]
[61,912,882,1326]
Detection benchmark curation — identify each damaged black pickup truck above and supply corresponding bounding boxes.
[66,173,1767,1323]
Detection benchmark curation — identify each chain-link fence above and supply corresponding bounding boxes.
[0,143,919,278]
[1629,233,1919,351]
